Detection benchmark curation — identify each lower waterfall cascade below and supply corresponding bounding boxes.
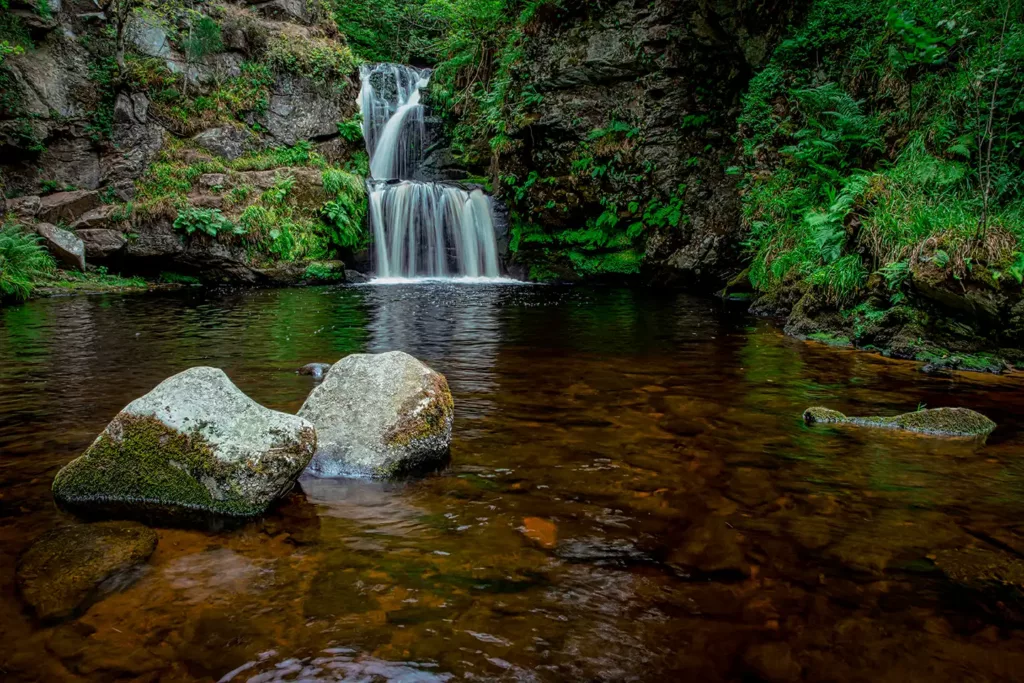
[358,63,503,280]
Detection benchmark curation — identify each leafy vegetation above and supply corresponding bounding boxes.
[738,0,1024,306]
[0,222,55,301]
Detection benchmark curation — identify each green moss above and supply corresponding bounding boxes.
[807,332,853,347]
[53,414,263,517]
[916,349,1008,374]
[803,405,996,437]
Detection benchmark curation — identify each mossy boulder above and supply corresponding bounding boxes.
[298,351,454,478]
[53,367,316,522]
[803,406,996,438]
[17,522,157,622]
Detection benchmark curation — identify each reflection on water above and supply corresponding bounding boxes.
[4,284,1024,681]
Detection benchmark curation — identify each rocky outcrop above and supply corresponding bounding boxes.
[76,229,127,259]
[37,190,100,224]
[494,0,799,286]
[16,521,157,622]
[53,367,316,522]
[192,126,254,160]
[298,351,454,478]
[803,406,996,438]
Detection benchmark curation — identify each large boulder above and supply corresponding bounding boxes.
[298,351,454,478]
[36,223,86,271]
[53,367,316,522]
[17,521,157,622]
[803,406,996,438]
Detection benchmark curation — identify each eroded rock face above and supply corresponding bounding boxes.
[17,521,157,622]
[803,406,996,438]
[36,223,86,271]
[76,228,127,259]
[193,126,254,160]
[53,367,316,521]
[38,189,100,224]
[298,351,454,478]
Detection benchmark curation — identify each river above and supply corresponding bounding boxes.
[3,283,1024,681]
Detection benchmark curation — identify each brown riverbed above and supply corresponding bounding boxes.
[3,283,1024,682]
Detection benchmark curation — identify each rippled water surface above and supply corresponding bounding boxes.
[4,283,1024,682]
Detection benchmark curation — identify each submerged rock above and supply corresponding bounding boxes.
[803,406,995,437]
[297,362,332,378]
[298,351,454,478]
[53,367,316,522]
[17,521,157,622]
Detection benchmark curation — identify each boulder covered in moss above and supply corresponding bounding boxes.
[53,367,316,522]
[298,351,454,478]
[17,521,157,622]
[803,406,996,437]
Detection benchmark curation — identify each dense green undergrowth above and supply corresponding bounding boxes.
[132,140,367,264]
[738,0,1024,306]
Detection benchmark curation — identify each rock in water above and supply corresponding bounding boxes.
[17,521,157,622]
[53,367,316,522]
[298,351,454,478]
[803,406,996,437]
[297,362,332,379]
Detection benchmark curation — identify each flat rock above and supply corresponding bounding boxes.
[298,351,454,478]
[16,521,157,622]
[36,222,86,271]
[53,367,316,522]
[803,406,996,437]
[38,189,100,224]
[76,228,127,259]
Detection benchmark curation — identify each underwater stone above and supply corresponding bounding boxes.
[297,362,332,379]
[803,406,996,437]
[298,351,454,478]
[53,367,316,522]
[17,521,157,622]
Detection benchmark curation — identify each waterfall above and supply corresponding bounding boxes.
[358,63,504,280]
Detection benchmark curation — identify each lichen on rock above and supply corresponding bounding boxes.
[803,406,996,438]
[298,351,454,478]
[53,366,316,522]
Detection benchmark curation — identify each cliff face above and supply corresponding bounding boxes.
[488,0,799,285]
[1,0,366,283]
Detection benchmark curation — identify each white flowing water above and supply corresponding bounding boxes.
[358,63,503,279]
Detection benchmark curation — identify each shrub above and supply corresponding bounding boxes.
[173,207,244,237]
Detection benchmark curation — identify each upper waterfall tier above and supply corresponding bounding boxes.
[359,64,431,181]
[358,63,505,280]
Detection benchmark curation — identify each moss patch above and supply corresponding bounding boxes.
[53,414,264,518]
[803,406,996,437]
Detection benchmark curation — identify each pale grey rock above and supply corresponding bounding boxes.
[52,367,317,520]
[36,222,86,271]
[193,126,252,160]
[127,11,172,58]
[261,73,343,146]
[38,189,100,224]
[76,229,126,259]
[245,0,310,23]
[298,351,454,478]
